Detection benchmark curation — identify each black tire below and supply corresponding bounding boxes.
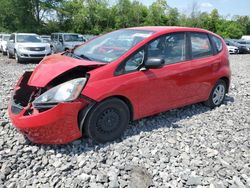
[83,98,130,143]
[14,51,22,63]
[204,79,226,108]
[51,47,55,54]
[7,50,12,59]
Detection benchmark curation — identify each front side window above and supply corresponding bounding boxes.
[17,35,42,43]
[148,32,186,64]
[73,29,154,63]
[119,32,186,74]
[124,50,145,72]
[59,35,63,42]
[191,33,213,59]
[9,34,15,42]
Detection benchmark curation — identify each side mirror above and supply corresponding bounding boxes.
[59,38,63,43]
[144,58,165,69]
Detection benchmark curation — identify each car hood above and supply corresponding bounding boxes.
[28,54,106,87]
[1,41,7,45]
[17,42,49,47]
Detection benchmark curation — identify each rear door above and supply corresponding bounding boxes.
[184,32,220,100]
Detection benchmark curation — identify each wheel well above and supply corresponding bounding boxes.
[77,95,134,134]
[106,96,134,121]
[219,77,230,93]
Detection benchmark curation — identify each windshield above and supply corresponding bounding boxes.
[64,34,84,42]
[3,35,10,41]
[73,29,154,63]
[17,35,42,43]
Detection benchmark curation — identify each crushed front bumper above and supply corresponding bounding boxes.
[8,72,88,144]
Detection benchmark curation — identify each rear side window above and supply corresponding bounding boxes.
[211,35,223,53]
[190,33,213,59]
[9,34,15,42]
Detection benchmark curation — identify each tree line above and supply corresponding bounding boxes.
[0,0,250,39]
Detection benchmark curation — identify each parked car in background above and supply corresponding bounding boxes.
[7,33,51,63]
[0,33,4,52]
[225,43,239,54]
[0,33,3,43]
[236,40,250,50]
[0,34,10,55]
[8,27,231,144]
[50,33,86,53]
[241,35,250,40]
[40,35,51,43]
[224,39,250,54]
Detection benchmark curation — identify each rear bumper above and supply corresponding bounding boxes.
[8,72,88,144]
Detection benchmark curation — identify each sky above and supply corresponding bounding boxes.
[117,0,250,17]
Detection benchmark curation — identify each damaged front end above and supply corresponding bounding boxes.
[8,70,90,144]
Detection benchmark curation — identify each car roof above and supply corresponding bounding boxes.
[51,33,82,35]
[128,26,212,34]
[13,33,38,35]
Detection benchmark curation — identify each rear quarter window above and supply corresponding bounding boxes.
[211,35,223,53]
[190,33,213,59]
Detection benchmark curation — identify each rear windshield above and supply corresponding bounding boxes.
[64,34,84,42]
[17,35,42,43]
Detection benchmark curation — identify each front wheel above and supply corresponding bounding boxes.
[7,50,12,59]
[204,79,226,108]
[15,51,22,63]
[83,98,130,143]
[51,47,55,54]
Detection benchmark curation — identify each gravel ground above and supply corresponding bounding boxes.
[0,54,249,188]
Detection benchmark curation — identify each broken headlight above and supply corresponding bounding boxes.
[33,78,87,107]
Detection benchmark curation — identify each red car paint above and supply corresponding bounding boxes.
[8,101,87,144]
[8,27,231,144]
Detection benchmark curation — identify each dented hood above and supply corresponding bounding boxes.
[28,54,105,87]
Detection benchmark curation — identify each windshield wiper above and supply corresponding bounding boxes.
[64,51,93,61]
[79,54,93,61]
[63,51,82,59]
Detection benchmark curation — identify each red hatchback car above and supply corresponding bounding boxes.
[8,27,231,144]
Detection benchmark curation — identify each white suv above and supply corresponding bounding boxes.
[7,33,51,63]
[0,34,10,55]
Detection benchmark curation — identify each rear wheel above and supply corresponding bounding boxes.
[7,50,12,59]
[204,79,226,108]
[83,98,130,143]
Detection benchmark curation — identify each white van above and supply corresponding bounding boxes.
[241,35,250,40]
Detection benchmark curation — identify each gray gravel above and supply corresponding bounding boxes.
[0,54,250,188]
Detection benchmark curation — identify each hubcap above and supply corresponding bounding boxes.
[96,108,120,134]
[212,84,225,105]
